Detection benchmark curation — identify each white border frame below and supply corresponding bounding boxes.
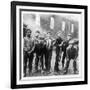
[16,5,85,85]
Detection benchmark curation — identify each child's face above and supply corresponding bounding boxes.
[57,33,60,37]
[26,30,31,37]
[67,36,71,40]
[35,32,40,38]
[47,33,51,37]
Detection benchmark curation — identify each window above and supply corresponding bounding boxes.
[36,14,40,27]
[50,17,54,29]
[62,21,66,31]
[71,24,74,33]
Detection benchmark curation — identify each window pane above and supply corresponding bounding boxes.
[50,17,54,29]
[62,21,65,31]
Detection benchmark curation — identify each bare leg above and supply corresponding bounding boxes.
[64,58,70,74]
[62,51,66,68]
[35,55,39,72]
[73,60,77,74]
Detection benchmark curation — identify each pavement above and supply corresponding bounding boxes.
[24,50,79,77]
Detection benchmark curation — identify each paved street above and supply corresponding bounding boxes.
[25,49,79,77]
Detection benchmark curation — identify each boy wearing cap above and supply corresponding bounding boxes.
[23,29,35,76]
[54,32,63,72]
[45,32,53,73]
[61,34,72,68]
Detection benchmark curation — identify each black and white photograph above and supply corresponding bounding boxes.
[23,12,79,77]
[11,1,87,89]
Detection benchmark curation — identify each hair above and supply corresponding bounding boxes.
[67,34,72,37]
[35,30,40,34]
[26,29,32,33]
[47,32,51,35]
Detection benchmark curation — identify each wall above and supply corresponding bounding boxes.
[41,15,78,39]
[0,0,89,90]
